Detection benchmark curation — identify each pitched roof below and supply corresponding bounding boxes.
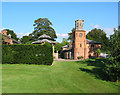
[1,33,18,43]
[38,34,51,39]
[62,45,69,48]
[86,39,102,44]
[32,39,56,44]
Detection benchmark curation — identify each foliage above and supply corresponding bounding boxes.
[67,28,75,42]
[2,34,5,43]
[61,38,69,46]
[54,38,69,53]
[103,57,120,82]
[54,42,63,52]
[4,29,19,41]
[77,56,84,59]
[20,36,31,44]
[54,38,69,51]
[54,38,69,58]
[103,27,120,82]
[2,43,53,65]
[30,18,57,41]
[95,49,101,57]
[86,28,110,52]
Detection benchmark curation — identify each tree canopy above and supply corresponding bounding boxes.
[67,28,75,42]
[29,18,57,41]
[4,29,19,41]
[86,28,110,52]
[20,36,31,44]
[109,28,120,61]
[54,38,69,52]
[103,27,120,82]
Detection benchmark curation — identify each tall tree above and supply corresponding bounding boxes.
[109,28,120,61]
[30,18,57,41]
[67,28,75,42]
[86,28,110,52]
[4,29,19,41]
[103,27,120,82]
[61,38,69,46]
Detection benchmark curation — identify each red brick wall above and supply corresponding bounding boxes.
[1,30,13,44]
[74,30,87,59]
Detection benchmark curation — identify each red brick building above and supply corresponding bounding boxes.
[62,19,101,59]
[1,30,18,45]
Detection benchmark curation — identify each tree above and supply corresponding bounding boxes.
[109,28,120,61]
[67,28,75,42]
[20,36,31,44]
[86,28,110,52]
[95,49,101,57]
[103,27,120,82]
[4,29,19,41]
[30,18,57,41]
[54,42,63,52]
[61,38,69,46]
[54,38,69,52]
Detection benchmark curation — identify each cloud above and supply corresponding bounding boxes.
[91,24,100,28]
[87,24,117,37]
[94,25,100,28]
[103,28,115,37]
[86,29,92,34]
[57,33,68,38]
[0,28,14,31]
[16,32,30,38]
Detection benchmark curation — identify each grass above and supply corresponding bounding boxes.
[2,59,119,93]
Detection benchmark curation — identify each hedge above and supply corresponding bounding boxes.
[2,43,53,65]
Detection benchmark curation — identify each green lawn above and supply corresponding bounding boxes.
[2,59,119,93]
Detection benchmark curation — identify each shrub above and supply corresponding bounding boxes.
[77,56,84,60]
[103,57,120,82]
[2,43,53,65]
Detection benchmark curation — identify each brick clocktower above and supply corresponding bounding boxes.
[73,19,88,59]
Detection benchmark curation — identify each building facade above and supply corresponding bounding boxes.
[62,19,102,59]
[1,30,18,45]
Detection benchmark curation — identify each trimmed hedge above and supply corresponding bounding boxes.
[2,43,53,65]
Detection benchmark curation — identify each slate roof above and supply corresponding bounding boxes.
[86,39,102,44]
[38,34,51,39]
[32,39,56,44]
[62,45,69,48]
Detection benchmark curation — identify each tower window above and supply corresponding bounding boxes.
[80,44,82,47]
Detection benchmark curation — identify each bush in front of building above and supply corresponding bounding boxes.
[77,56,84,60]
[102,57,120,82]
[2,43,53,65]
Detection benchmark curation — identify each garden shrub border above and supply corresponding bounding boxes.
[2,43,53,65]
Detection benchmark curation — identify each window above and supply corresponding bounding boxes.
[77,52,80,56]
[91,44,94,47]
[80,44,82,47]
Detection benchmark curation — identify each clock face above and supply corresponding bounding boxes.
[79,33,83,37]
